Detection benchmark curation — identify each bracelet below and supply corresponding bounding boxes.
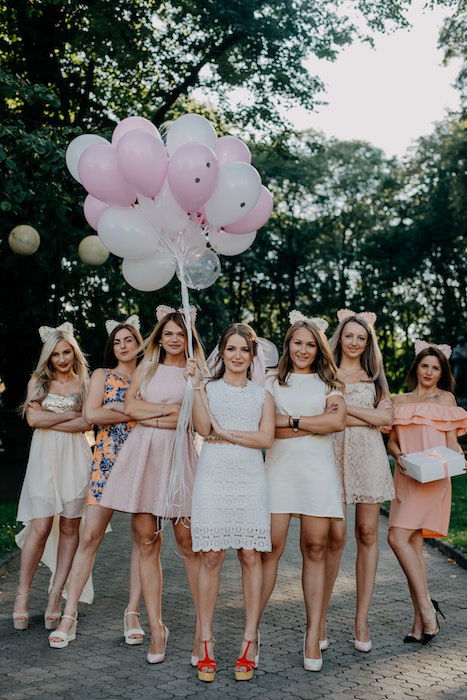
[156,418,159,428]
[288,415,293,428]
[161,403,166,417]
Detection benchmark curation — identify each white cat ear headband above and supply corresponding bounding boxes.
[337,308,377,327]
[156,304,197,323]
[38,321,74,343]
[105,314,140,335]
[289,310,329,333]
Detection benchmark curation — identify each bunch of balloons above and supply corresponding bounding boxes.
[66,114,273,292]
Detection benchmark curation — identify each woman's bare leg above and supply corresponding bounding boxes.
[133,513,165,655]
[173,519,201,658]
[301,516,331,660]
[354,503,380,642]
[236,549,263,665]
[124,515,144,640]
[320,511,346,640]
[49,505,113,640]
[197,550,226,666]
[46,516,81,618]
[14,517,54,619]
[259,513,291,616]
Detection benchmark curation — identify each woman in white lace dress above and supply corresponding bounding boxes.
[320,310,394,653]
[260,313,347,672]
[187,323,275,683]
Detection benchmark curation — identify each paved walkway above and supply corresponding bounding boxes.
[1,509,466,699]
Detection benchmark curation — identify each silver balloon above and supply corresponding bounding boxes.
[177,248,221,290]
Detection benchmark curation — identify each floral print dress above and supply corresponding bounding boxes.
[88,370,136,505]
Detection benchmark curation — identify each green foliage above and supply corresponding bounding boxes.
[0,503,21,559]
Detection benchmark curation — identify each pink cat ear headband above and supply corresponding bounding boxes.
[155,304,197,323]
[337,309,377,327]
[414,340,452,359]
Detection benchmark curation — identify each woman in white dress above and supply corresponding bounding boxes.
[186,323,275,682]
[260,312,346,672]
[13,323,91,630]
[320,310,394,653]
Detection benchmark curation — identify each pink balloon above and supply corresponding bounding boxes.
[223,185,273,234]
[111,116,161,146]
[116,130,168,198]
[168,142,219,213]
[216,135,251,166]
[83,194,109,231]
[78,144,137,207]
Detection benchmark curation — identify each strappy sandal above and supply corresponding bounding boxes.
[198,637,216,682]
[44,588,63,630]
[234,633,260,681]
[12,590,30,630]
[48,613,78,648]
[123,608,145,645]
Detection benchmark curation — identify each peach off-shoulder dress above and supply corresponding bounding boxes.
[388,403,467,538]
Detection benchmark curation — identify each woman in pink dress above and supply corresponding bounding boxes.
[100,307,205,665]
[387,343,467,644]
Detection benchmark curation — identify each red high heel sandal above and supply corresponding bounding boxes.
[197,638,216,682]
[234,636,259,681]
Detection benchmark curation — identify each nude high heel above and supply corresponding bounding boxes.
[44,588,63,630]
[12,590,30,630]
[303,631,323,672]
[123,608,145,645]
[147,625,169,664]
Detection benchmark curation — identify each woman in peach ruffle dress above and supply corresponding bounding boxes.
[387,343,467,645]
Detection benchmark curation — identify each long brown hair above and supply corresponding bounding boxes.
[329,315,389,404]
[210,323,258,381]
[406,347,455,392]
[275,320,344,392]
[103,324,144,368]
[140,312,206,392]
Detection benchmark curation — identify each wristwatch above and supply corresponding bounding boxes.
[292,415,300,432]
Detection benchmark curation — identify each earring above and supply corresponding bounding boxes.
[158,342,162,347]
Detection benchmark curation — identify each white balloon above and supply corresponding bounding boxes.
[137,195,164,235]
[78,235,109,265]
[98,206,161,259]
[8,225,40,255]
[66,134,109,183]
[166,114,217,157]
[122,251,176,291]
[209,229,256,256]
[154,180,190,234]
[205,162,261,227]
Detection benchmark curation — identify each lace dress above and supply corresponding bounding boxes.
[16,392,93,603]
[333,382,395,504]
[191,379,271,552]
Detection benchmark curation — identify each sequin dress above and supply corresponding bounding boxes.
[88,370,136,505]
[16,392,93,602]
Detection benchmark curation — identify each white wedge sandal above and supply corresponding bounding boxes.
[48,613,78,648]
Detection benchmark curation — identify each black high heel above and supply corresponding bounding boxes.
[421,599,444,645]
[403,634,422,643]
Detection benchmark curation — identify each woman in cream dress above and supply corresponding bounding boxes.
[260,312,346,672]
[13,323,91,630]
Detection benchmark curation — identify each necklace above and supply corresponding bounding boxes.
[222,377,247,389]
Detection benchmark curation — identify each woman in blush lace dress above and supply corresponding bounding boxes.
[186,323,275,683]
[320,310,394,654]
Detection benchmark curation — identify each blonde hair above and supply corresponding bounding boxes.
[275,320,344,392]
[139,312,206,392]
[329,315,389,404]
[22,329,89,415]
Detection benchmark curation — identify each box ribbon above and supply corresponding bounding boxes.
[424,450,449,478]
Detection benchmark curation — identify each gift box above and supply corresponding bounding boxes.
[400,445,466,483]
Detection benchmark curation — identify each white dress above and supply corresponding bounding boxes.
[191,379,271,552]
[265,373,344,518]
[16,392,93,602]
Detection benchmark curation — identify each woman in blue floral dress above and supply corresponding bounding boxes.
[50,319,147,648]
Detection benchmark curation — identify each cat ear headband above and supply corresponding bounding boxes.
[289,310,329,333]
[414,340,452,359]
[38,321,74,344]
[156,304,197,323]
[105,314,140,336]
[337,309,377,326]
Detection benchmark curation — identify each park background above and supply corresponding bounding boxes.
[0,0,465,555]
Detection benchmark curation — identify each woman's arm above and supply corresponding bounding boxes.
[274,397,346,438]
[49,416,92,433]
[26,405,80,428]
[138,414,180,430]
[446,428,465,456]
[191,384,213,436]
[387,428,408,472]
[210,391,275,449]
[84,369,134,425]
[124,365,180,420]
[345,396,393,427]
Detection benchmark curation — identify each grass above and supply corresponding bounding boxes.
[0,503,22,560]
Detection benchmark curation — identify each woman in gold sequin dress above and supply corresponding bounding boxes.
[13,324,92,631]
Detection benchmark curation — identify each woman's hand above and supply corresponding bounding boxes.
[184,358,204,387]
